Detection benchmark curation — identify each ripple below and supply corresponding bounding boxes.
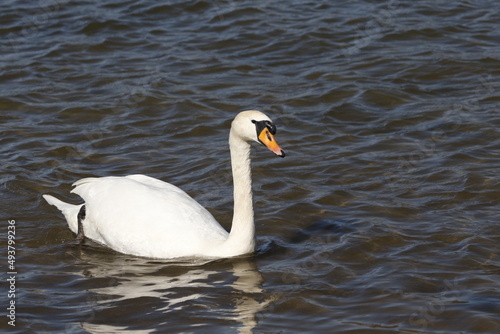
[2,0,500,332]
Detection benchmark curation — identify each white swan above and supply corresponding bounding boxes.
[43,110,285,259]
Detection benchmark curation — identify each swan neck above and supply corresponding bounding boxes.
[225,130,255,254]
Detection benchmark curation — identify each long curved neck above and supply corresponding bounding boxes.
[223,129,255,255]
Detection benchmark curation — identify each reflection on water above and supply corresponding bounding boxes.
[70,246,270,334]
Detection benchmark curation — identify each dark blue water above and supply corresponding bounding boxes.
[1,0,499,333]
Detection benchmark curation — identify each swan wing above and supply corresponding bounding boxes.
[71,175,228,258]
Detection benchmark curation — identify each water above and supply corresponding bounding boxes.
[1,0,500,333]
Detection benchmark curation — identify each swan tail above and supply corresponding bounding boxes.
[43,194,81,234]
[43,194,72,211]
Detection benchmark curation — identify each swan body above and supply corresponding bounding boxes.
[43,110,285,259]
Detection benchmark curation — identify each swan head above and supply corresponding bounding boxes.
[232,110,286,158]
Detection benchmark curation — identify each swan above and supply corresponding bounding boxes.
[43,110,285,259]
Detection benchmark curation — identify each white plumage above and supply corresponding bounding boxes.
[43,110,285,259]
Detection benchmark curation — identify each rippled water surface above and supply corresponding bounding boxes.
[1,0,500,333]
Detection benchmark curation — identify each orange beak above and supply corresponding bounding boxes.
[258,128,286,158]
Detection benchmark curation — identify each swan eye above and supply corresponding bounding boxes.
[266,122,277,135]
[253,120,276,138]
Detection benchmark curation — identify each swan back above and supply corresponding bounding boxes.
[71,175,228,258]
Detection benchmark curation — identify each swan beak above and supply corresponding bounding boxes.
[258,128,286,158]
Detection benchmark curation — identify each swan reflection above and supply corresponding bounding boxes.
[75,251,272,333]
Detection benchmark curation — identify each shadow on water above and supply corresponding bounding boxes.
[254,217,357,263]
[287,218,355,244]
